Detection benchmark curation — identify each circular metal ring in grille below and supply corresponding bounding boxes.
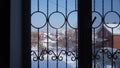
[31,11,47,29]
[68,10,78,29]
[92,11,102,28]
[49,11,66,29]
[104,11,120,28]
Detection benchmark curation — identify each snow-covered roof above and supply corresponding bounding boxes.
[104,24,120,35]
[97,24,120,35]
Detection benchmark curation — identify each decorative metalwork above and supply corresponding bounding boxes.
[92,0,120,68]
[31,0,78,68]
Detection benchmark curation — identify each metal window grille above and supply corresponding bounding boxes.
[31,0,78,68]
[92,0,120,68]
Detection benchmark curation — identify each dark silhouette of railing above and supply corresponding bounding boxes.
[31,0,78,68]
[92,0,120,68]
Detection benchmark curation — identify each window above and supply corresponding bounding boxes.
[10,0,120,68]
[31,0,78,68]
[92,0,120,68]
[30,0,91,68]
[10,0,91,68]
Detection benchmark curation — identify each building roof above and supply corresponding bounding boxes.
[97,24,120,35]
[104,24,120,35]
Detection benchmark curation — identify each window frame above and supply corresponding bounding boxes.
[21,0,92,68]
[79,0,92,68]
[22,0,31,68]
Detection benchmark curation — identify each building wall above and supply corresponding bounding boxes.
[114,35,120,49]
[97,27,112,47]
[97,28,120,49]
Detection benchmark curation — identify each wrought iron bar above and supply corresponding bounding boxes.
[56,0,58,12]
[93,28,96,68]
[65,0,68,68]
[111,0,113,11]
[75,29,78,68]
[93,0,95,11]
[37,29,40,68]
[56,29,58,68]
[31,0,78,68]
[47,0,49,68]
[75,0,77,10]
[111,28,114,68]
[102,0,105,68]
[92,0,120,68]
[37,0,39,11]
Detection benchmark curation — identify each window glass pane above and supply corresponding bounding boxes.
[31,0,78,68]
[92,0,120,68]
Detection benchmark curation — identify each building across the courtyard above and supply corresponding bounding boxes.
[96,24,120,49]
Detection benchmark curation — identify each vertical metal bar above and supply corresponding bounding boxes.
[93,28,96,68]
[76,1,78,66]
[111,0,113,11]
[56,0,58,12]
[46,20,49,68]
[37,0,39,11]
[47,0,49,16]
[111,28,114,68]
[113,61,116,68]
[93,0,95,11]
[79,0,92,68]
[75,0,77,10]
[65,0,68,16]
[101,24,105,68]
[102,0,105,68]
[22,0,31,68]
[37,28,40,68]
[119,0,120,10]
[47,0,49,68]
[102,0,104,15]
[56,29,58,68]
[75,29,78,68]
[65,0,68,68]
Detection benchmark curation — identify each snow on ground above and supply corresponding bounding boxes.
[32,46,120,68]
[31,46,77,68]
